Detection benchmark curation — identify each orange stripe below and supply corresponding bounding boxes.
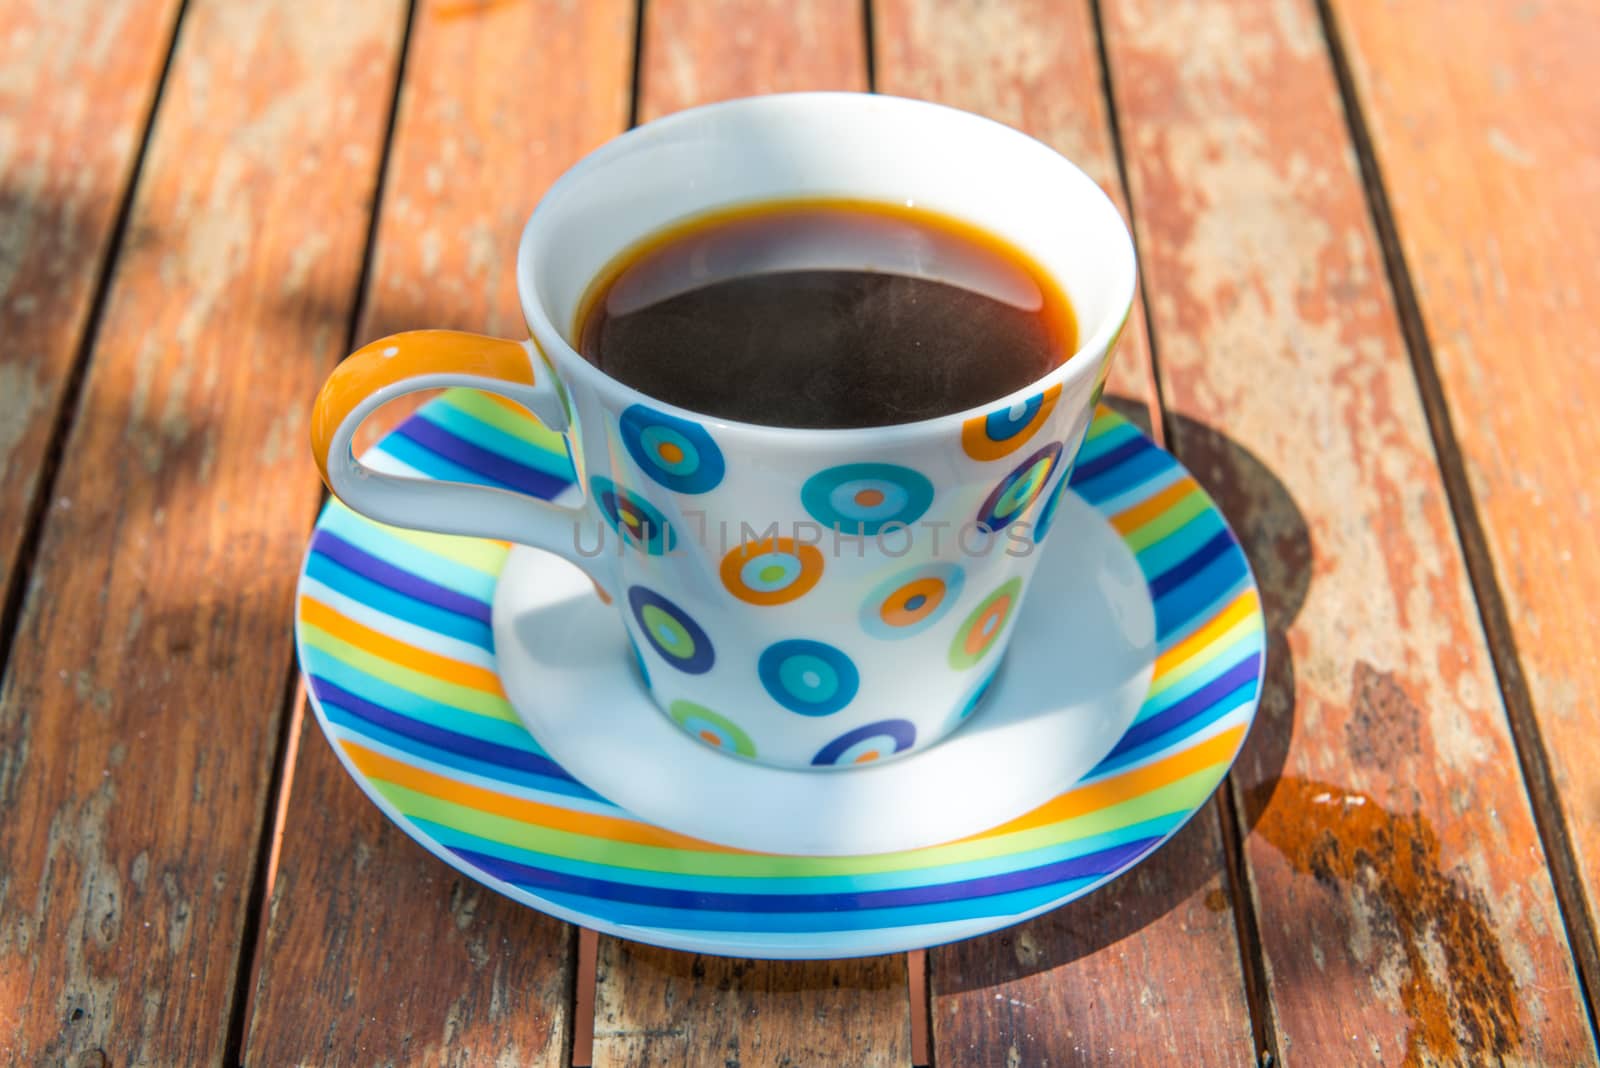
[1152,588,1261,680]
[964,724,1245,842]
[341,740,748,854]
[300,596,504,697]
[1110,475,1199,535]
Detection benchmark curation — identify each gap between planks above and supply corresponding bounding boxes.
[1085,0,1278,1061]
[224,1,424,1063]
[0,0,191,680]
[1314,0,1600,1036]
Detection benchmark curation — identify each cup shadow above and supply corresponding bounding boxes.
[933,397,1309,985]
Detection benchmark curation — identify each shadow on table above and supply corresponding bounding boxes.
[935,400,1309,987]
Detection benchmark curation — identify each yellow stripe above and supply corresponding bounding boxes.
[1111,475,1199,536]
[301,596,503,696]
[1152,589,1261,681]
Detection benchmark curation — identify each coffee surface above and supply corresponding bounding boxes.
[578,201,1076,428]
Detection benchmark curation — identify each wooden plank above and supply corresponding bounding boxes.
[1098,0,1597,1063]
[0,0,182,622]
[872,2,1258,1064]
[243,0,636,1064]
[1327,0,1600,1013]
[590,4,914,1067]
[635,0,868,122]
[0,1,409,1063]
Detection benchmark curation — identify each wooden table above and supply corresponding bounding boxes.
[2,0,1597,1064]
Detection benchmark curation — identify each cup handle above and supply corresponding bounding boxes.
[310,329,612,598]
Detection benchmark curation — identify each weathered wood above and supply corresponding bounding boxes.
[595,944,911,1067]
[0,0,182,622]
[635,0,868,123]
[1099,0,1597,1063]
[244,0,636,1063]
[1328,0,1600,1016]
[0,0,409,1063]
[589,4,915,1067]
[872,1,1257,1063]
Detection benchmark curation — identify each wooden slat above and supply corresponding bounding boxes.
[1098,0,1597,1063]
[590,3,911,1066]
[243,0,636,1064]
[1327,0,1600,1014]
[0,1,408,1063]
[0,0,181,620]
[872,1,1258,1063]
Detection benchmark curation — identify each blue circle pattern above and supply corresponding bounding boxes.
[627,586,715,674]
[812,719,918,766]
[620,404,725,494]
[801,463,934,536]
[986,394,1044,442]
[976,443,1063,532]
[758,639,859,716]
[590,476,676,555]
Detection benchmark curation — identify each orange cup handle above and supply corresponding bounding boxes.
[309,330,609,594]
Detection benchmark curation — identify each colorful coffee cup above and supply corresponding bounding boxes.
[309,93,1136,770]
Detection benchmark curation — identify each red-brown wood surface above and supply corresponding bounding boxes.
[589,3,912,1065]
[243,0,636,1063]
[1099,0,1595,1063]
[1329,0,1600,1013]
[873,1,1257,1062]
[0,0,181,619]
[0,0,408,1062]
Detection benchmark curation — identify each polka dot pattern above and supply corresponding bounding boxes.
[720,537,824,606]
[758,639,859,717]
[949,577,1023,670]
[628,586,715,675]
[669,700,757,758]
[811,719,918,767]
[860,562,965,640]
[961,384,1060,461]
[620,404,725,494]
[591,475,676,555]
[976,443,1063,532]
[801,463,934,536]
[1031,470,1070,545]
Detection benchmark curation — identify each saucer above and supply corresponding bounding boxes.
[296,389,1264,958]
[494,491,1157,856]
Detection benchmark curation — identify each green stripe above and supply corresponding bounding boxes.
[440,388,569,456]
[301,623,520,725]
[1122,489,1210,553]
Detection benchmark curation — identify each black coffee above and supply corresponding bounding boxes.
[577,200,1077,428]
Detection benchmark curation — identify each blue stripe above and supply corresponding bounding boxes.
[1109,655,1262,758]
[1153,550,1252,637]
[453,836,1158,914]
[375,433,521,491]
[319,506,501,598]
[1070,434,1153,484]
[1071,447,1172,505]
[1076,421,1143,464]
[1093,678,1258,775]
[1148,530,1235,599]
[415,812,1188,896]
[310,530,492,623]
[1134,508,1228,578]
[300,654,529,749]
[400,415,571,499]
[303,554,494,650]
[422,400,576,485]
[312,676,580,783]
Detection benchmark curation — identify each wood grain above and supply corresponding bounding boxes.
[1099,0,1597,1063]
[0,0,409,1063]
[635,0,867,123]
[872,1,1257,1063]
[0,0,182,622]
[1328,0,1600,1014]
[243,0,636,1063]
[590,4,913,1066]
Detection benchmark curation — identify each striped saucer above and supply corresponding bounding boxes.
[295,390,1264,958]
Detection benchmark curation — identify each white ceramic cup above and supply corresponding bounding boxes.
[311,93,1136,770]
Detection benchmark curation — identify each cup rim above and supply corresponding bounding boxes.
[515,91,1137,442]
